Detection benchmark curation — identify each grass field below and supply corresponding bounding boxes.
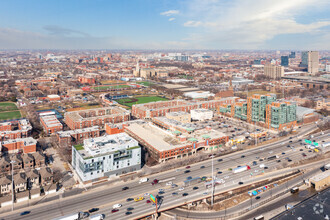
[93,85,130,90]
[117,96,168,108]
[0,102,18,112]
[0,111,21,120]
[135,81,152,87]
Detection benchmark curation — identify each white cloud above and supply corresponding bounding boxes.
[160,10,179,16]
[184,21,203,27]
[180,0,330,49]
[169,18,175,21]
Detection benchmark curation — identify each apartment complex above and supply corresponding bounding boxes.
[0,119,32,141]
[64,107,130,130]
[220,94,297,131]
[132,98,237,119]
[0,137,37,153]
[72,133,141,183]
[264,63,284,79]
[78,75,95,85]
[40,115,63,135]
[56,126,100,147]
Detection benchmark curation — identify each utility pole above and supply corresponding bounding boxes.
[211,155,214,207]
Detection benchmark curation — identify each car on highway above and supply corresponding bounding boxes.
[187,176,192,180]
[88,208,99,213]
[252,161,257,166]
[276,160,281,163]
[151,179,159,185]
[186,166,191,169]
[184,170,190,173]
[238,182,244,185]
[300,149,303,151]
[200,165,205,169]
[218,159,223,162]
[127,207,134,211]
[179,187,184,191]
[126,198,134,202]
[146,200,151,203]
[302,153,307,157]
[241,155,245,158]
[282,152,286,155]
[172,192,178,196]
[217,171,222,174]
[182,193,189,196]
[166,181,172,186]
[111,209,119,213]
[125,212,132,215]
[134,197,144,202]
[255,196,261,200]
[193,186,199,190]
[122,186,129,191]
[203,192,208,195]
[113,204,122,209]
[20,211,31,216]
[171,184,178,188]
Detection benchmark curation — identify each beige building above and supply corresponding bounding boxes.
[264,63,284,79]
[166,111,191,123]
[316,98,329,110]
[308,51,319,75]
[310,170,330,190]
[134,62,168,78]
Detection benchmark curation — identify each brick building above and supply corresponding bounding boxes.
[132,97,238,119]
[56,126,100,147]
[78,75,95,85]
[0,137,37,153]
[40,115,63,135]
[0,119,32,141]
[64,107,130,130]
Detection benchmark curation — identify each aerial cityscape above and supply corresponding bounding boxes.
[0,0,329,220]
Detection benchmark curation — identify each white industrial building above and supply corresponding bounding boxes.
[184,91,214,99]
[191,109,213,121]
[72,133,141,183]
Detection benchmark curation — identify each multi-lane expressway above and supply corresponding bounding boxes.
[0,127,328,220]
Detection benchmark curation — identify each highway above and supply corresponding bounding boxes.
[0,127,328,220]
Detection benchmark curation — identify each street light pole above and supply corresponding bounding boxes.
[10,160,16,212]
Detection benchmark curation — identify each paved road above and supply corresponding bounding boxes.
[0,128,327,220]
[165,165,324,219]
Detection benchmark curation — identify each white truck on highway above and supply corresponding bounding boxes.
[232,165,251,173]
[89,214,104,220]
[139,177,148,183]
[324,164,330,170]
[53,212,87,220]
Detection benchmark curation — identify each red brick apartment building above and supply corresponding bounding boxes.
[64,107,130,130]
[0,137,37,153]
[40,115,63,135]
[132,97,238,119]
[78,75,95,85]
[56,126,100,147]
[0,119,32,141]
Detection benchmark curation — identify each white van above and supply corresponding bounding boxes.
[139,178,148,183]
[90,214,104,220]
[112,204,122,209]
[259,164,265,168]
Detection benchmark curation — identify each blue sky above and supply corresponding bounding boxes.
[0,0,329,50]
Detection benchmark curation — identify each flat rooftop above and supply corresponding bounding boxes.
[126,122,227,152]
[1,137,37,146]
[310,170,330,182]
[274,187,330,220]
[40,115,62,128]
[75,133,138,158]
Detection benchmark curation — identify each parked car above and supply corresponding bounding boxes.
[122,186,129,191]
[111,209,119,213]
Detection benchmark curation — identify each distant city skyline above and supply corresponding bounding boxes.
[0,0,330,50]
